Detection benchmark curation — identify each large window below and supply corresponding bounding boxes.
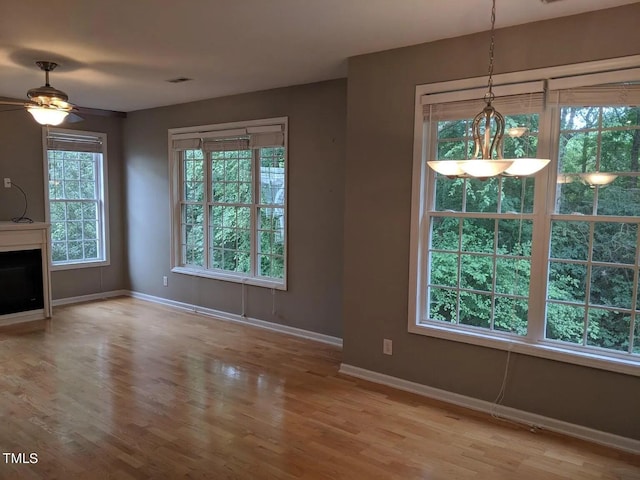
[426,93,542,337]
[169,118,287,289]
[44,129,109,269]
[410,65,640,374]
[547,99,640,354]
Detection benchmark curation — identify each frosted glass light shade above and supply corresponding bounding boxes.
[507,126,528,138]
[459,159,513,178]
[27,106,69,126]
[504,158,550,176]
[426,160,465,177]
[581,172,618,186]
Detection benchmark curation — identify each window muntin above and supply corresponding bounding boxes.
[45,129,108,268]
[171,119,287,288]
[546,105,640,354]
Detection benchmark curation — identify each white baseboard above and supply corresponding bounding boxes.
[52,290,130,307]
[0,309,46,326]
[129,290,343,348]
[339,364,640,454]
[52,289,342,347]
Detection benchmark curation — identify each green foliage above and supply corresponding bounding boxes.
[428,108,640,352]
[47,150,101,264]
[181,147,285,279]
[429,212,532,336]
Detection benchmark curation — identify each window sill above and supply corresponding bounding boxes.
[409,321,640,377]
[51,259,110,271]
[172,265,287,290]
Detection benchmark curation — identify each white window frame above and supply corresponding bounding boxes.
[409,56,640,376]
[169,117,288,290]
[42,127,110,271]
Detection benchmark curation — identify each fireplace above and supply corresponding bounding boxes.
[0,222,52,328]
[0,249,44,315]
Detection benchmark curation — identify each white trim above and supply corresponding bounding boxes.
[171,265,286,291]
[0,309,46,327]
[339,364,640,455]
[129,291,343,347]
[51,259,110,271]
[52,289,129,306]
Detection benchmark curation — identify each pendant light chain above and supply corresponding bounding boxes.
[426,0,550,178]
[486,0,496,104]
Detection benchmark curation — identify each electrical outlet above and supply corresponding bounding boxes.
[3,178,11,188]
[163,275,168,287]
[383,338,393,355]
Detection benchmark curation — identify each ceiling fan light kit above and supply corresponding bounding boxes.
[27,61,74,126]
[27,105,69,126]
[0,60,75,126]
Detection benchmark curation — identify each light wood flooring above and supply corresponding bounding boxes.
[0,297,638,479]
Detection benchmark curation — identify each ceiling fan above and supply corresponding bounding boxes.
[0,61,82,125]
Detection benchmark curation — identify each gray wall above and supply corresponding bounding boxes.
[124,79,346,338]
[0,109,128,299]
[343,4,640,440]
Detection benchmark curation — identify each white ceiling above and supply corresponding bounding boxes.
[0,0,636,112]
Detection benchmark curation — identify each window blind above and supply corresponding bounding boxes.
[47,132,104,153]
[172,138,202,150]
[421,81,545,120]
[171,123,285,150]
[549,84,640,106]
[202,138,250,151]
[249,132,284,148]
[424,92,545,121]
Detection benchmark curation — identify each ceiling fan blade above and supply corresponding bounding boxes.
[66,112,84,123]
[0,106,27,113]
[0,96,31,107]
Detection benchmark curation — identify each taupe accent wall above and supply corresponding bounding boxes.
[343,5,640,439]
[0,110,128,299]
[124,79,346,338]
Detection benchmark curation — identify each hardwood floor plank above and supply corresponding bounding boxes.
[0,297,638,479]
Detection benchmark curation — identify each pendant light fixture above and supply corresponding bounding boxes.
[427,0,549,179]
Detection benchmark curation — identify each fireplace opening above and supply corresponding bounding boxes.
[0,249,44,315]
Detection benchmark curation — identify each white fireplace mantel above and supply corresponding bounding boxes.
[0,221,52,327]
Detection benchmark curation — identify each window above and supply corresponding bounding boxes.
[425,92,543,337]
[169,118,287,289]
[44,128,109,269]
[547,92,640,354]
[410,64,640,374]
